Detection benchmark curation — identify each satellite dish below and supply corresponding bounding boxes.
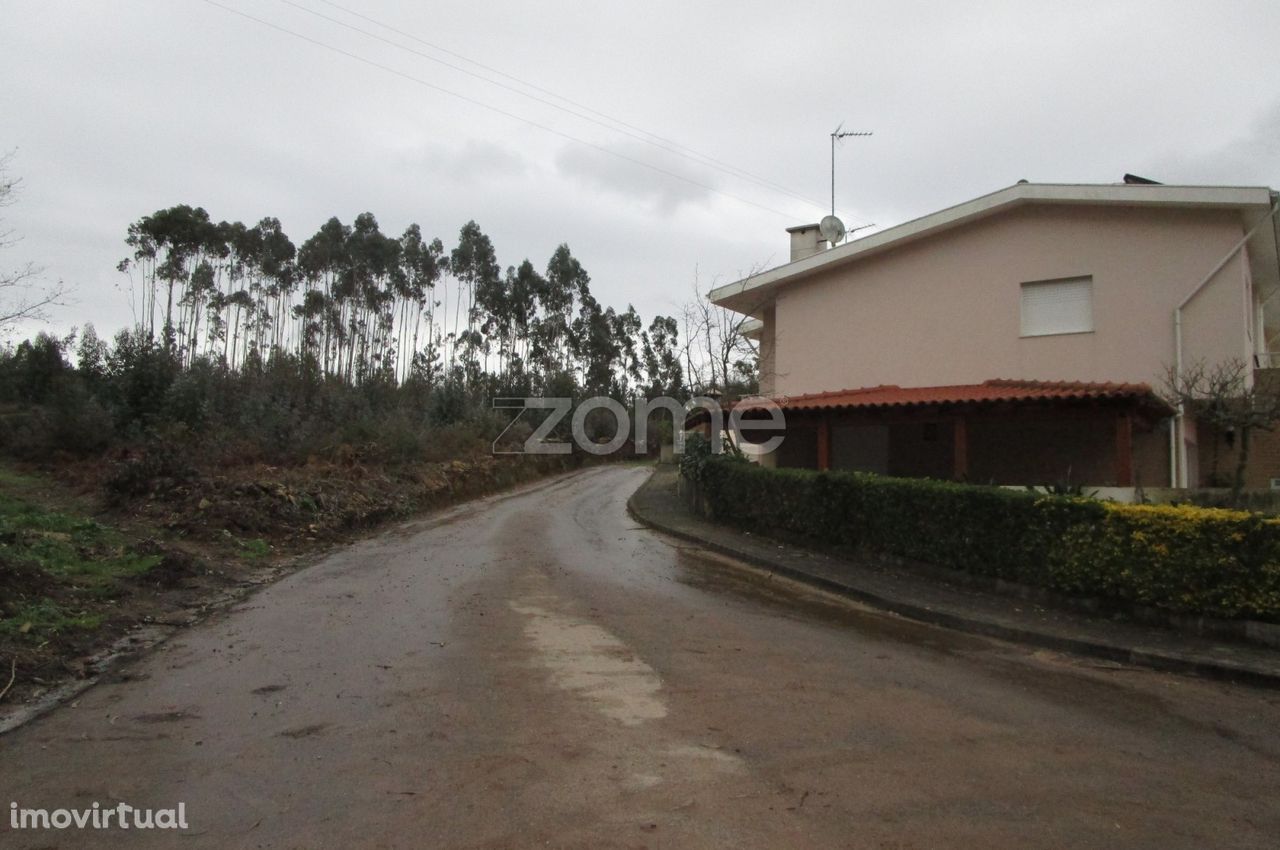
[820,214,846,246]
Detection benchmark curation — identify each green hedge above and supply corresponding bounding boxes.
[696,457,1280,621]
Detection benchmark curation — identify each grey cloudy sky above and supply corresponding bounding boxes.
[3,0,1279,340]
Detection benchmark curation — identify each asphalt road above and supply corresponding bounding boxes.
[3,465,1280,849]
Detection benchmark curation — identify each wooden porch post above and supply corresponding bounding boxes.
[1115,412,1134,486]
[953,416,968,481]
[817,417,831,471]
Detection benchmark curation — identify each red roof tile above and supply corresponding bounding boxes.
[731,379,1173,415]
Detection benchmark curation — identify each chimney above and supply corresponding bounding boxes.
[786,223,827,262]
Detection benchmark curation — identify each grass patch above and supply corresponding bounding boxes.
[0,467,162,643]
[0,466,43,488]
[0,490,161,584]
[0,600,104,638]
[240,537,270,559]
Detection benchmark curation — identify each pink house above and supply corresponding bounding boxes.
[709,180,1280,490]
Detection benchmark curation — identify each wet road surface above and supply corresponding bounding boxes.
[3,465,1280,848]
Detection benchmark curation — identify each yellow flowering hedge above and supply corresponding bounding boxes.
[1046,502,1280,619]
[698,457,1280,621]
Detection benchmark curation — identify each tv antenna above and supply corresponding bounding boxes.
[825,124,872,245]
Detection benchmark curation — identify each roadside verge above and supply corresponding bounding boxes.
[628,466,1280,689]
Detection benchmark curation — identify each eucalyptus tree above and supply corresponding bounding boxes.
[296,217,350,376]
[229,219,271,365]
[212,220,248,365]
[611,305,644,395]
[182,259,218,367]
[450,221,500,378]
[573,293,621,395]
[121,205,220,352]
[225,216,297,366]
[292,286,326,367]
[253,217,297,356]
[504,259,543,376]
[119,222,159,340]
[396,225,443,383]
[225,288,254,368]
[542,244,590,375]
[336,212,396,380]
[641,315,683,398]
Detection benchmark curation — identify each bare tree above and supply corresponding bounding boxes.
[680,267,774,397]
[1163,357,1280,502]
[0,151,67,333]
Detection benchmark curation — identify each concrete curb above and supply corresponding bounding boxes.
[627,474,1280,690]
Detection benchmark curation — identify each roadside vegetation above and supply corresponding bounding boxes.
[684,441,1280,622]
[0,467,161,689]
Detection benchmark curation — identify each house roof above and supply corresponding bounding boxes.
[709,181,1280,317]
[703,379,1174,422]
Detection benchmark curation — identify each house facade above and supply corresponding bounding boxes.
[709,181,1280,490]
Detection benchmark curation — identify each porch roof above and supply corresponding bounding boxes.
[699,379,1174,424]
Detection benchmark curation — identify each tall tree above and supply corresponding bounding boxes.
[296,217,350,376]
[641,315,684,398]
[396,225,438,383]
[542,244,590,375]
[450,221,500,378]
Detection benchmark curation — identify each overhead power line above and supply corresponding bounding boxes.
[197,0,809,220]
[302,0,828,211]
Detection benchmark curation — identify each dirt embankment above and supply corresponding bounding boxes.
[123,453,582,542]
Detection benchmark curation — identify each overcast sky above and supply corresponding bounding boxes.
[2,0,1279,341]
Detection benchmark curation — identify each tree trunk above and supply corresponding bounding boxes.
[1232,425,1252,506]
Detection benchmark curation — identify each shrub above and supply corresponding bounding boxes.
[42,379,114,456]
[693,457,1280,621]
[0,376,114,458]
[104,329,180,428]
[1047,503,1280,619]
[103,425,197,501]
[678,432,714,483]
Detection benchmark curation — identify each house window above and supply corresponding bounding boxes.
[1020,276,1093,337]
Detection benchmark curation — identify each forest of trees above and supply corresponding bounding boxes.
[115,206,693,399]
[0,203,759,472]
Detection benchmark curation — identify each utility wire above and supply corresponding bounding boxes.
[198,0,808,220]
[285,0,828,212]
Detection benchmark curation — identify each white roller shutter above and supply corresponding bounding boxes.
[1020,277,1093,337]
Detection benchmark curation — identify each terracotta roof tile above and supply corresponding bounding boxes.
[733,379,1173,415]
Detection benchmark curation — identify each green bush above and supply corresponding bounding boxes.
[694,457,1280,621]
[0,376,114,459]
[103,425,198,501]
[678,432,715,483]
[1046,503,1280,619]
[42,379,114,456]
